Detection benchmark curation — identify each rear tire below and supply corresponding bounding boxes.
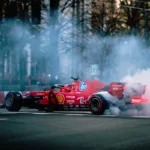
[89,95,108,115]
[5,92,22,112]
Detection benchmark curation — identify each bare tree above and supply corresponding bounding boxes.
[31,0,41,24]
[119,0,150,37]
[49,0,60,77]
[0,0,19,89]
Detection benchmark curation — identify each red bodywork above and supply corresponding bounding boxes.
[21,81,148,109]
[131,97,148,104]
[105,82,148,104]
[4,80,146,112]
[38,80,106,108]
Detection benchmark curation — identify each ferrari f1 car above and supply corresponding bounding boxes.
[4,77,106,112]
[4,77,149,115]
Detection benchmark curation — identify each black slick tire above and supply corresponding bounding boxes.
[89,95,108,115]
[5,92,22,112]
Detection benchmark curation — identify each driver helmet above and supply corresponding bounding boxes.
[64,84,72,92]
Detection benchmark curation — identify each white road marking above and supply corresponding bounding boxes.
[31,113,52,115]
[0,112,34,114]
[0,112,18,114]
[132,116,150,118]
[1,111,150,118]
[0,118,8,121]
[100,115,118,117]
[65,114,86,116]
[16,112,31,114]
[31,112,63,115]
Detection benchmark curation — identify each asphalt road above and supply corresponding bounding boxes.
[0,109,150,150]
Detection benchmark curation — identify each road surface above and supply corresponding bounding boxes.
[0,108,150,150]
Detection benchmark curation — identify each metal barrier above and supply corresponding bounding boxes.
[0,85,51,91]
[0,85,20,91]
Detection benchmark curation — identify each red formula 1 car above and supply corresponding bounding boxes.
[3,77,149,115]
[4,77,106,112]
[88,82,149,114]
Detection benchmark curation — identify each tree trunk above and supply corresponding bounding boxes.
[31,0,41,77]
[31,0,41,24]
[6,0,17,18]
[0,0,4,21]
[49,0,60,77]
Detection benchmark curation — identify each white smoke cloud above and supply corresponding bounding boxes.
[120,69,150,116]
[121,69,150,101]
[97,36,150,116]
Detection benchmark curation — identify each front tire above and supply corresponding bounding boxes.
[89,95,108,115]
[5,92,22,112]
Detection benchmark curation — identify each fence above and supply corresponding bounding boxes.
[0,85,51,91]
